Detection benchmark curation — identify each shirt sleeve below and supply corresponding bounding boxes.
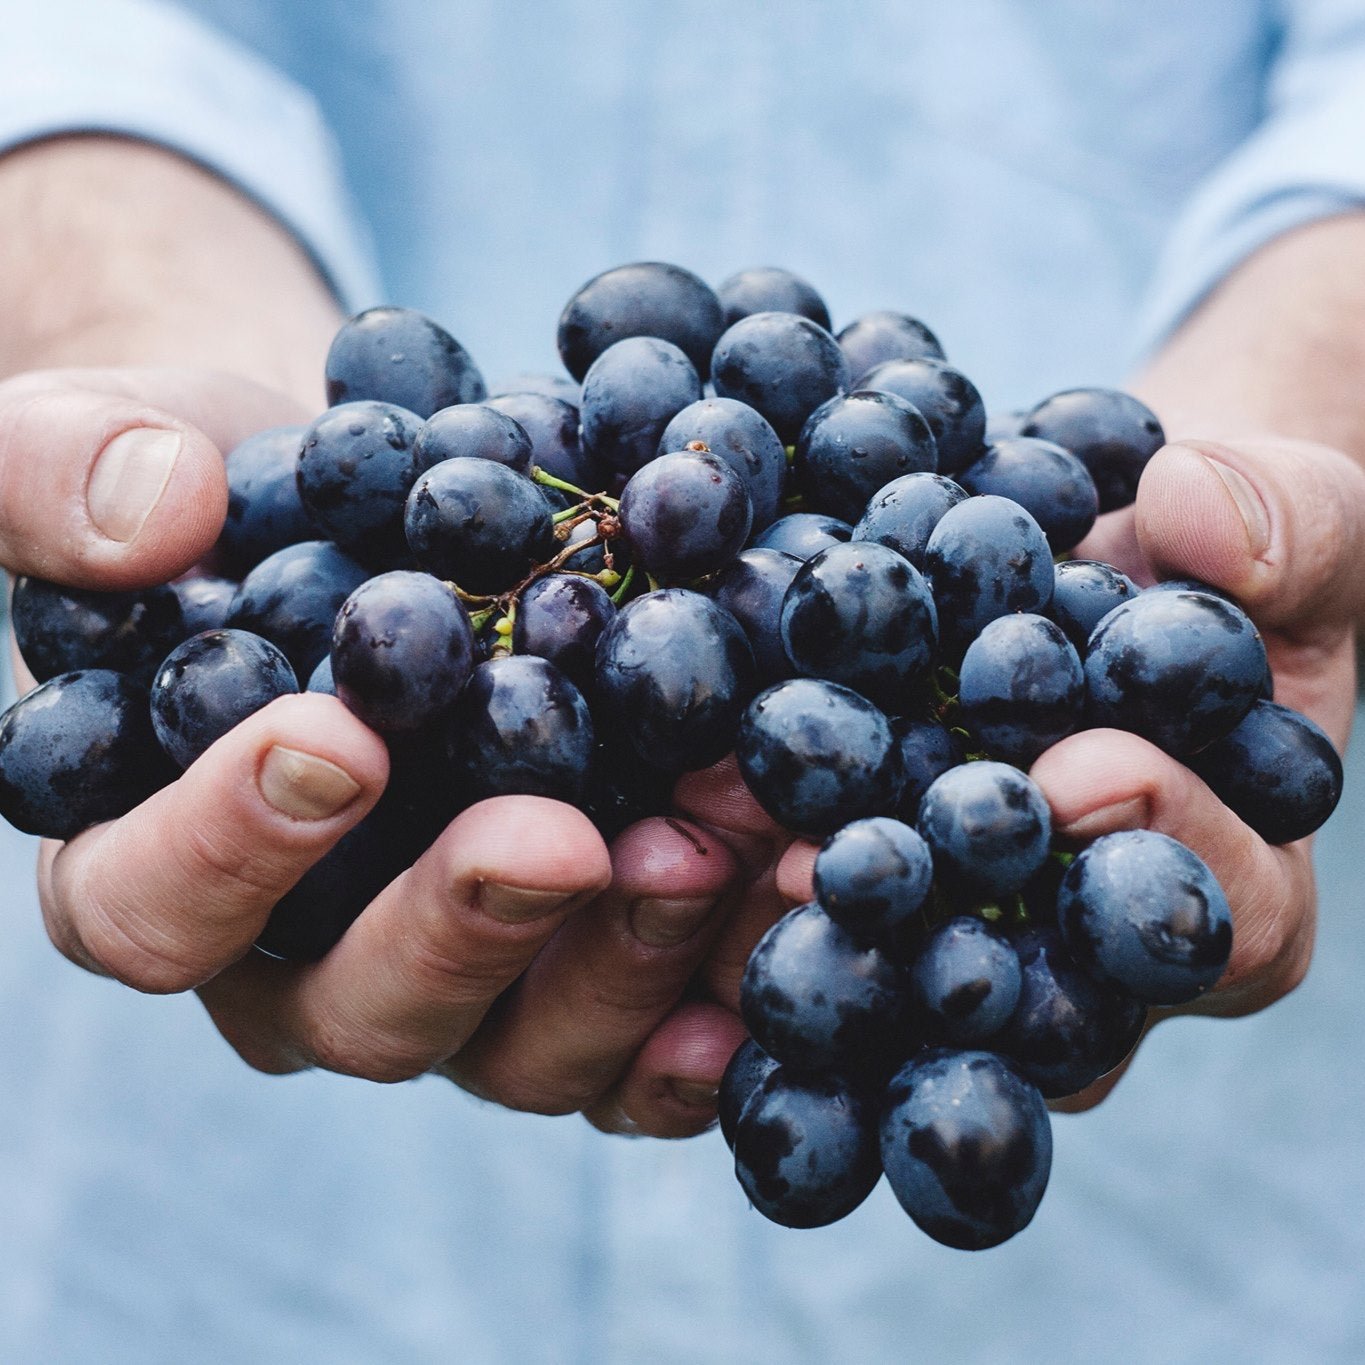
[1133,0,1365,357]
[0,0,380,310]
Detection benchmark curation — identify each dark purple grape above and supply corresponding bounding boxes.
[711,312,850,445]
[171,575,237,636]
[794,390,938,523]
[446,655,595,805]
[296,400,425,565]
[330,571,475,733]
[957,437,1098,554]
[852,472,969,571]
[922,495,1054,653]
[736,678,904,839]
[1020,387,1164,513]
[741,901,909,1083]
[718,1037,779,1150]
[11,577,184,687]
[594,589,756,773]
[1057,831,1232,1006]
[487,373,580,405]
[512,574,615,691]
[917,762,1051,902]
[557,261,725,383]
[1084,589,1266,756]
[733,1067,882,1229]
[579,336,702,478]
[216,424,314,576]
[752,512,853,561]
[812,816,933,957]
[405,457,556,594]
[837,311,945,381]
[857,358,986,473]
[705,547,802,686]
[226,540,370,681]
[716,266,831,331]
[893,717,965,823]
[1186,698,1343,844]
[880,1048,1051,1250]
[413,404,534,476]
[1001,926,1147,1099]
[0,670,175,839]
[984,410,1028,442]
[1049,559,1138,651]
[659,396,787,530]
[780,541,938,712]
[957,614,1083,766]
[911,919,1022,1045]
[582,735,675,841]
[325,306,485,417]
[618,449,752,581]
[151,630,298,768]
[306,655,336,695]
[484,392,598,488]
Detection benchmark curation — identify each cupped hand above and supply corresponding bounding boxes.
[6,366,752,1137]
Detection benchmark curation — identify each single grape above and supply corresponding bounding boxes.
[741,901,909,1083]
[880,1048,1051,1250]
[837,310,945,382]
[557,261,725,382]
[917,762,1051,902]
[711,311,849,445]
[404,456,556,594]
[736,678,904,838]
[413,404,534,476]
[794,390,938,523]
[717,1037,779,1151]
[325,305,485,417]
[151,630,298,767]
[11,577,184,687]
[957,437,1098,554]
[171,575,238,636]
[780,540,938,711]
[1020,387,1164,513]
[1186,698,1344,843]
[752,512,853,561]
[594,589,756,773]
[331,571,475,733]
[892,717,965,824]
[226,540,370,681]
[484,391,599,488]
[733,1067,882,1229]
[619,449,752,581]
[296,400,425,565]
[1049,559,1138,651]
[216,424,314,576]
[705,547,803,686]
[911,918,1022,1045]
[486,373,580,405]
[512,574,616,691]
[1084,589,1266,756]
[716,266,831,331]
[0,670,175,840]
[1057,830,1233,1005]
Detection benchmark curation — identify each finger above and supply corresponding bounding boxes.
[40,693,387,993]
[673,754,789,875]
[1134,437,1365,634]
[1031,727,1314,1016]
[198,797,615,1083]
[775,839,818,906]
[442,817,741,1117]
[0,368,303,588]
[583,1002,749,1138]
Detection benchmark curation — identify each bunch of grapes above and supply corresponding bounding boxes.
[0,262,1344,1248]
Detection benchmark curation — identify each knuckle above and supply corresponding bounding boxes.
[403,932,529,1009]
[304,1021,428,1084]
[177,819,297,903]
[82,911,211,994]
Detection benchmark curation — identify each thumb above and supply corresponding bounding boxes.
[1135,437,1365,630]
[0,367,306,590]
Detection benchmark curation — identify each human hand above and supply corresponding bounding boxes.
[678,436,1362,1111]
[5,365,750,1138]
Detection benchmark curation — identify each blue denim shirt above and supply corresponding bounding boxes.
[2,2,1365,1360]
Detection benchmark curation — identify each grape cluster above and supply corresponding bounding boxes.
[0,262,1345,1249]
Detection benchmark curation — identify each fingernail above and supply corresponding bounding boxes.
[1058,795,1149,841]
[1201,454,1271,558]
[87,427,182,542]
[258,745,362,820]
[669,1079,720,1108]
[629,896,714,948]
[478,881,571,924]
